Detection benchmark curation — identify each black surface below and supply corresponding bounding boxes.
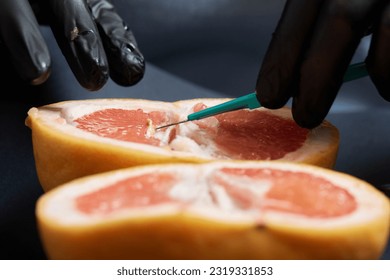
[1,0,389,260]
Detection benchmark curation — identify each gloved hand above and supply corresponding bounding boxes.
[255,0,390,129]
[0,0,145,91]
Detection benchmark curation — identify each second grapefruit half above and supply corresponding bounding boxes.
[36,161,390,259]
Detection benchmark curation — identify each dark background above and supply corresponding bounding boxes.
[1,0,389,259]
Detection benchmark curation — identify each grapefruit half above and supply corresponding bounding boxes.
[36,161,390,260]
[26,98,339,191]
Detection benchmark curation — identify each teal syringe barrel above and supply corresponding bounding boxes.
[187,92,260,121]
[187,62,367,122]
[343,62,368,82]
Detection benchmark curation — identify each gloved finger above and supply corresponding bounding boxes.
[29,0,49,25]
[255,0,324,109]
[47,0,109,91]
[292,0,383,129]
[87,0,145,86]
[0,0,50,85]
[366,2,390,100]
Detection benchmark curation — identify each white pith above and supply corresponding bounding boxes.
[27,98,335,161]
[40,161,387,229]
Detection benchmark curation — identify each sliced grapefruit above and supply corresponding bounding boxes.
[36,161,390,260]
[26,98,339,191]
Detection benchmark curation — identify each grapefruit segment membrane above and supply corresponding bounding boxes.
[36,161,390,260]
[26,98,339,191]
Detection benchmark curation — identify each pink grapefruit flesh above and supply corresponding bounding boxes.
[74,166,356,219]
[215,168,356,218]
[74,105,309,160]
[214,110,308,159]
[74,108,167,145]
[76,173,177,215]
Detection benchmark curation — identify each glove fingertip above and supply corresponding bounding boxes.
[110,57,145,86]
[105,40,146,86]
[291,99,326,129]
[256,80,291,109]
[79,69,109,91]
[366,59,390,101]
[292,114,323,129]
[30,68,51,85]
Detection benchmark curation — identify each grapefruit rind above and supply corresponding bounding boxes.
[26,98,339,192]
[36,161,390,260]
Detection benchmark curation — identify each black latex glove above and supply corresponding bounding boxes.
[256,0,390,129]
[0,0,144,91]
